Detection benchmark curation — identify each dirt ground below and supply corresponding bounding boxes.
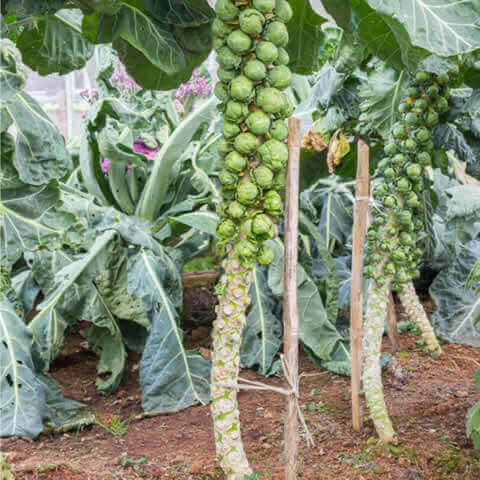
[3,296,480,480]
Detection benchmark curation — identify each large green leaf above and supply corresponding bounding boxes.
[5,91,72,184]
[267,239,342,361]
[285,0,327,75]
[136,96,218,222]
[0,39,26,106]
[358,64,408,139]
[171,211,218,237]
[0,296,46,437]
[0,182,81,268]
[367,0,480,57]
[240,267,282,376]
[2,0,64,15]
[16,9,94,75]
[430,240,480,346]
[129,249,211,412]
[142,0,213,26]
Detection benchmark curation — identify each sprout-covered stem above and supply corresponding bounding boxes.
[211,246,253,479]
[398,282,441,353]
[363,265,397,443]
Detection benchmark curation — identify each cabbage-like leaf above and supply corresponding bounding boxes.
[240,267,282,376]
[0,296,46,438]
[16,9,94,76]
[171,211,218,237]
[5,91,72,184]
[0,182,81,268]
[0,39,26,106]
[430,240,480,346]
[142,0,213,26]
[129,249,210,412]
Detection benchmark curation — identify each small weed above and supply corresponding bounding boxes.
[310,389,321,396]
[397,351,411,359]
[37,464,58,472]
[96,413,133,437]
[120,452,147,472]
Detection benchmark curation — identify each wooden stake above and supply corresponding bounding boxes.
[387,290,399,353]
[284,118,301,480]
[350,138,370,431]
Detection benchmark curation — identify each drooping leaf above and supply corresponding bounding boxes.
[430,240,480,345]
[11,269,40,316]
[240,267,282,376]
[434,122,476,164]
[171,211,218,237]
[129,249,211,412]
[366,0,480,57]
[358,64,409,139]
[0,39,27,106]
[0,296,46,438]
[5,91,72,184]
[16,9,94,76]
[285,0,327,75]
[0,182,81,268]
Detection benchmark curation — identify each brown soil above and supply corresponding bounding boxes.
[3,316,480,480]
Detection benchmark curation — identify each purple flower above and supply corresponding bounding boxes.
[133,138,160,159]
[110,58,141,96]
[101,157,110,175]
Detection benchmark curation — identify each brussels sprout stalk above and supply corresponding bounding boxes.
[398,282,441,353]
[212,0,293,476]
[211,247,253,479]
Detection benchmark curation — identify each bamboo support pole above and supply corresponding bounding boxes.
[350,138,370,431]
[284,118,302,480]
[387,290,399,353]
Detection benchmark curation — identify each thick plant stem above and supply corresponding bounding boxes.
[363,275,397,443]
[399,282,441,353]
[211,247,253,479]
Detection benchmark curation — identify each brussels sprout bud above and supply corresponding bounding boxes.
[393,124,407,140]
[257,245,275,265]
[434,96,449,113]
[393,248,407,264]
[426,84,439,98]
[367,228,377,241]
[257,87,284,114]
[218,137,233,157]
[275,47,290,65]
[213,36,226,50]
[414,127,431,143]
[272,170,286,190]
[227,29,252,53]
[279,93,295,118]
[270,119,288,140]
[407,87,420,98]
[263,190,283,215]
[383,195,397,209]
[230,75,254,101]
[253,0,276,13]
[212,18,233,38]
[399,232,414,246]
[416,151,431,166]
[275,0,293,22]
[392,153,407,167]
[217,46,242,70]
[396,177,412,193]
[244,59,267,81]
[377,158,390,172]
[236,180,260,205]
[374,184,388,198]
[217,218,239,240]
[376,276,387,287]
[234,132,260,154]
[424,111,439,127]
[222,120,241,138]
[405,192,420,209]
[255,41,279,63]
[384,167,397,182]
[252,165,274,188]
[221,187,236,200]
[267,65,292,89]
[219,168,238,189]
[239,8,265,35]
[225,100,250,123]
[403,138,417,153]
[214,82,230,102]
[405,112,420,126]
[398,102,410,114]
[406,163,422,179]
[237,238,258,263]
[215,0,239,21]
[225,150,248,172]
[384,143,398,155]
[397,210,412,226]
[251,213,275,240]
[227,200,247,219]
[415,71,430,84]
[395,268,410,284]
[437,73,449,85]
[258,138,288,170]
[264,21,289,47]
[414,98,428,111]
[218,67,238,83]
[246,110,271,135]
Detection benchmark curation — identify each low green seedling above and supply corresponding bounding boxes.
[95,413,133,437]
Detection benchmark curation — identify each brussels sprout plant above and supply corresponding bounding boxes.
[212,0,292,477]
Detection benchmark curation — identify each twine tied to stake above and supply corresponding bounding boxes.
[212,353,329,448]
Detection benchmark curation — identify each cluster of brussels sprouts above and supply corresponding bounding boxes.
[365,67,458,291]
[214,0,293,267]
